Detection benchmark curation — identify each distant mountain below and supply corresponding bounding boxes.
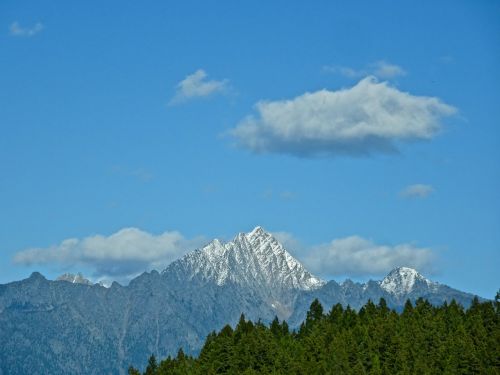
[288,266,480,326]
[56,272,93,285]
[0,227,483,375]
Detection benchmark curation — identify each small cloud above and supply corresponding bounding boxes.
[370,61,406,79]
[13,228,207,283]
[322,65,362,78]
[400,184,435,199]
[323,60,406,79]
[169,69,228,105]
[230,77,456,157]
[9,21,44,37]
[303,236,435,277]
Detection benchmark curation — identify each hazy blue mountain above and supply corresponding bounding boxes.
[0,227,483,374]
[287,266,482,327]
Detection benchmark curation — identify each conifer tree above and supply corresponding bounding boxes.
[145,355,157,375]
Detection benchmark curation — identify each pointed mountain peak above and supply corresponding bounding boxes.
[56,272,93,285]
[380,267,431,296]
[247,225,266,237]
[164,227,324,292]
[387,266,421,277]
[28,271,46,281]
[231,226,270,245]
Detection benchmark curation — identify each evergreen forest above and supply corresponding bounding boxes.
[128,295,500,374]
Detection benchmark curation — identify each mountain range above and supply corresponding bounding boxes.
[0,227,482,374]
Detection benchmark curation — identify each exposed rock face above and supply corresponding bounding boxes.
[162,227,324,319]
[56,272,93,285]
[0,227,482,374]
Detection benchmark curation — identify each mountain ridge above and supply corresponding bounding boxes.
[0,226,485,375]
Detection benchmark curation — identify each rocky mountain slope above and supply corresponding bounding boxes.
[162,226,323,318]
[0,227,482,374]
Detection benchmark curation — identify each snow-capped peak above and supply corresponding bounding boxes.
[247,225,265,238]
[56,272,93,285]
[163,226,324,291]
[379,267,431,296]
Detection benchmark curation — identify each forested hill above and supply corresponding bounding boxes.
[129,296,500,375]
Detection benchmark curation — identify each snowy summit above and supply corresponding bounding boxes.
[379,266,434,296]
[163,226,324,291]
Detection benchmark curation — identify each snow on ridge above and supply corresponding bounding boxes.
[165,226,325,291]
[56,272,93,285]
[379,266,433,296]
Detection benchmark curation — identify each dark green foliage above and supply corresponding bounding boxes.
[145,355,158,375]
[129,298,500,374]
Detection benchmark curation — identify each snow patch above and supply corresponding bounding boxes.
[379,267,431,296]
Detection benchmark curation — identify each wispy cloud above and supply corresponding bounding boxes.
[229,77,456,157]
[370,61,406,79]
[9,22,44,37]
[400,184,435,199]
[169,69,228,105]
[274,232,435,278]
[13,228,207,283]
[323,60,406,79]
[323,65,362,78]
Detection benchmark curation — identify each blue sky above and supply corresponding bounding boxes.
[1,0,498,297]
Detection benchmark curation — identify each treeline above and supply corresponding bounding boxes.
[129,295,500,374]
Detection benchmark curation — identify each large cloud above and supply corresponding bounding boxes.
[303,236,435,277]
[13,228,206,282]
[230,77,456,157]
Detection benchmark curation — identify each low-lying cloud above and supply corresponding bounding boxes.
[304,236,434,277]
[169,69,228,105]
[13,228,206,283]
[273,232,435,278]
[14,228,435,283]
[230,77,456,157]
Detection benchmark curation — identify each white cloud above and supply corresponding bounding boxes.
[169,69,228,105]
[9,22,44,37]
[13,228,206,282]
[304,236,435,277]
[323,60,406,79]
[400,184,435,199]
[370,61,406,79]
[230,77,456,157]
